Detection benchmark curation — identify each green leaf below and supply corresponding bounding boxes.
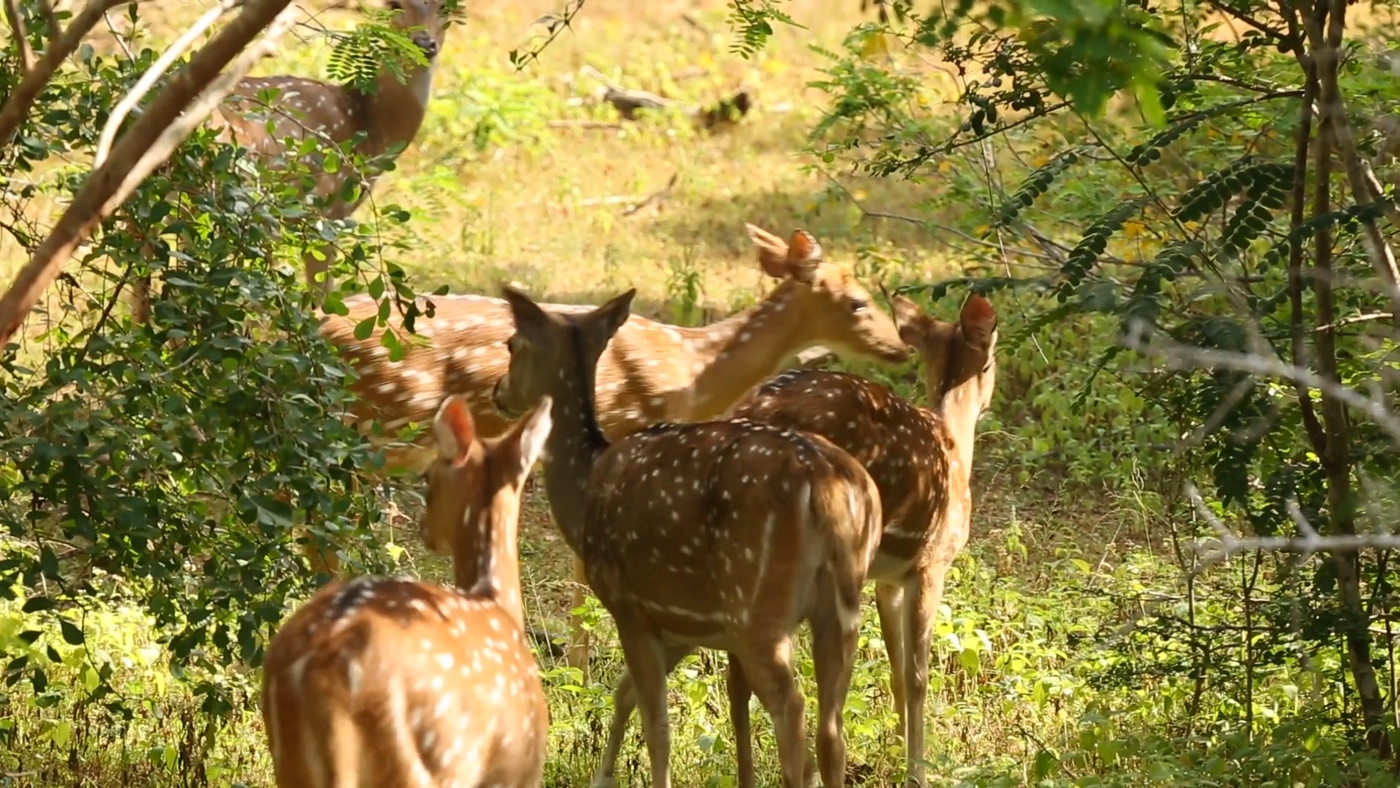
[59,619,84,646]
[50,719,73,748]
[957,646,980,675]
[353,316,376,341]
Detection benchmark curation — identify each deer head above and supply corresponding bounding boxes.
[891,292,998,421]
[379,0,446,94]
[744,223,908,365]
[491,285,637,420]
[421,393,553,625]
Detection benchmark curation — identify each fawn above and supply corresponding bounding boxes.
[490,284,884,788]
[132,0,449,323]
[261,394,552,787]
[724,291,1000,787]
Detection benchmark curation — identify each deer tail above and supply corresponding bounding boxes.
[806,461,882,630]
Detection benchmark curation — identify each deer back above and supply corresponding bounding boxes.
[731,370,960,572]
[261,578,548,787]
[578,418,883,646]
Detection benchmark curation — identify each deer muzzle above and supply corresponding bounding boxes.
[412,31,440,59]
[490,376,519,418]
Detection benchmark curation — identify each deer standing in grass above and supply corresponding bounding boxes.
[322,223,909,672]
[130,0,448,324]
[261,393,553,788]
[491,284,885,788]
[724,292,1000,788]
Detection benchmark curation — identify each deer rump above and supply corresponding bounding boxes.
[579,419,880,648]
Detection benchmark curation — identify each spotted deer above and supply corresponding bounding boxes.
[130,0,448,324]
[260,394,552,788]
[322,222,909,671]
[491,285,885,788]
[724,292,1000,788]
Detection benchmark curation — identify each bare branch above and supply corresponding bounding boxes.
[0,0,131,147]
[0,0,297,348]
[95,0,239,167]
[1184,482,1400,563]
[5,0,36,73]
[1121,319,1400,442]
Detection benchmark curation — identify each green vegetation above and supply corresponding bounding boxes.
[3,0,1400,785]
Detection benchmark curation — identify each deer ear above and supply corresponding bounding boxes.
[593,288,635,340]
[433,395,476,465]
[500,284,549,332]
[746,223,793,279]
[516,395,553,476]
[959,293,998,351]
[786,230,822,262]
[784,230,823,283]
[891,294,925,345]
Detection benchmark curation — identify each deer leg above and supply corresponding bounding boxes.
[875,580,909,740]
[903,564,948,788]
[733,639,807,788]
[592,643,693,788]
[810,578,860,788]
[594,632,684,788]
[567,555,592,677]
[725,653,756,788]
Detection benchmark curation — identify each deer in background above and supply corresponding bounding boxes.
[321,222,909,672]
[261,393,553,788]
[130,0,448,324]
[491,284,884,788]
[723,292,1000,788]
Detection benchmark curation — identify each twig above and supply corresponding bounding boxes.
[1187,484,1400,563]
[621,172,676,217]
[0,0,297,348]
[95,0,240,167]
[5,0,35,73]
[546,120,622,130]
[102,5,135,61]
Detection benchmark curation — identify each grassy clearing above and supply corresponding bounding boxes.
[7,0,1377,786]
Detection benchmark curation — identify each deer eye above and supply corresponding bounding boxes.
[387,0,403,10]
[848,298,868,313]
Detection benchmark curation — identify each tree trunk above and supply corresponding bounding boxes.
[1305,15,1393,753]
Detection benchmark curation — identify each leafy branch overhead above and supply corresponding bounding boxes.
[805,0,1400,763]
[325,12,428,92]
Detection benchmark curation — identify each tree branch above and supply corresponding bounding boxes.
[1120,318,1400,442]
[95,0,240,167]
[0,0,132,147]
[0,0,297,348]
[1300,0,1400,330]
[1286,57,1327,451]
[5,0,35,73]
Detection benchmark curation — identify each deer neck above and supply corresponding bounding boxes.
[355,63,434,157]
[452,494,526,631]
[540,324,611,556]
[686,281,809,420]
[929,378,982,477]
